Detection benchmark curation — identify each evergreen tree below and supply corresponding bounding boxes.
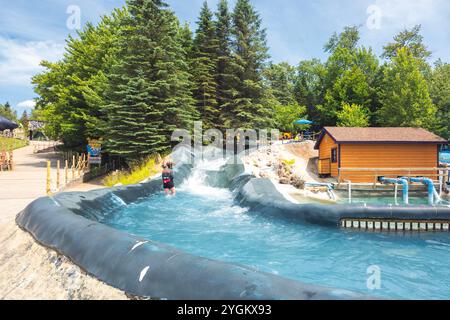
[215,0,234,128]
[0,102,17,121]
[104,0,196,161]
[377,47,436,129]
[179,23,194,58]
[192,1,219,130]
[263,62,297,106]
[32,8,127,146]
[20,110,29,131]
[294,59,326,126]
[227,0,270,129]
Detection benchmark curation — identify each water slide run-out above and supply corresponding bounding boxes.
[15,146,450,299]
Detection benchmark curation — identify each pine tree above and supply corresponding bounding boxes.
[191,1,219,130]
[20,111,29,131]
[215,0,234,129]
[227,0,270,129]
[0,102,17,121]
[104,0,196,161]
[32,8,127,147]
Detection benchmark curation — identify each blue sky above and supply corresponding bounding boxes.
[1,0,449,116]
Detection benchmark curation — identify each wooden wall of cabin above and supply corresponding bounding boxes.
[318,133,339,176]
[338,144,438,183]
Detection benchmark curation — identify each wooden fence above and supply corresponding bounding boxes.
[0,148,13,171]
[46,153,89,195]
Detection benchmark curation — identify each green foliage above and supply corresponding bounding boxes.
[29,1,448,166]
[273,103,307,133]
[337,103,369,127]
[264,62,297,106]
[192,1,220,129]
[382,25,431,61]
[103,0,197,161]
[226,0,271,129]
[429,60,450,139]
[377,47,436,129]
[19,111,29,131]
[0,102,17,122]
[215,0,234,127]
[282,159,296,167]
[294,59,326,125]
[320,27,379,126]
[102,155,161,187]
[32,8,127,147]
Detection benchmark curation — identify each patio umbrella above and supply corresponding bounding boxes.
[294,119,313,125]
[0,116,19,131]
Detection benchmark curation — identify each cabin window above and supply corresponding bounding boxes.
[331,148,338,163]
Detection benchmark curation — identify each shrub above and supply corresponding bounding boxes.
[102,154,162,187]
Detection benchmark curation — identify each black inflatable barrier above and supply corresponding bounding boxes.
[15,149,450,299]
[234,177,450,227]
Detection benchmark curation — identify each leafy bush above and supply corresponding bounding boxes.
[102,154,162,187]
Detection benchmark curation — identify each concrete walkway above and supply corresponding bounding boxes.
[0,143,124,300]
[0,143,62,225]
[0,142,104,226]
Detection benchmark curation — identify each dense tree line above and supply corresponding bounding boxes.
[0,102,17,121]
[32,0,450,162]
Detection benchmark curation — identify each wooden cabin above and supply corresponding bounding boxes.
[314,127,448,183]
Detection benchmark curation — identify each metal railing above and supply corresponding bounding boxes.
[338,167,450,185]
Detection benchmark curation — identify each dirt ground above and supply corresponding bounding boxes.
[0,220,127,300]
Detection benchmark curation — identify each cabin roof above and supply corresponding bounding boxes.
[314,127,448,150]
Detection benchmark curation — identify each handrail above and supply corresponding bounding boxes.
[340,167,449,172]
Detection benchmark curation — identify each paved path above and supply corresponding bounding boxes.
[0,142,64,225]
[0,142,107,226]
[0,142,123,299]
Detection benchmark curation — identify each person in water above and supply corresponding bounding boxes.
[162,161,176,196]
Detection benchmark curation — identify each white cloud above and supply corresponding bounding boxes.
[0,37,64,86]
[373,0,449,29]
[16,100,36,109]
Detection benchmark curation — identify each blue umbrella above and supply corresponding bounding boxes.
[294,119,313,125]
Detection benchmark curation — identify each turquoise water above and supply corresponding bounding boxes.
[100,183,450,300]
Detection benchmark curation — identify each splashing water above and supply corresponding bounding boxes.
[178,157,230,197]
[110,194,127,206]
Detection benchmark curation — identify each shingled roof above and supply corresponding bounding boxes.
[314,127,448,149]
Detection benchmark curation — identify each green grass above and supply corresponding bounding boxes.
[0,137,28,150]
[103,155,162,187]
